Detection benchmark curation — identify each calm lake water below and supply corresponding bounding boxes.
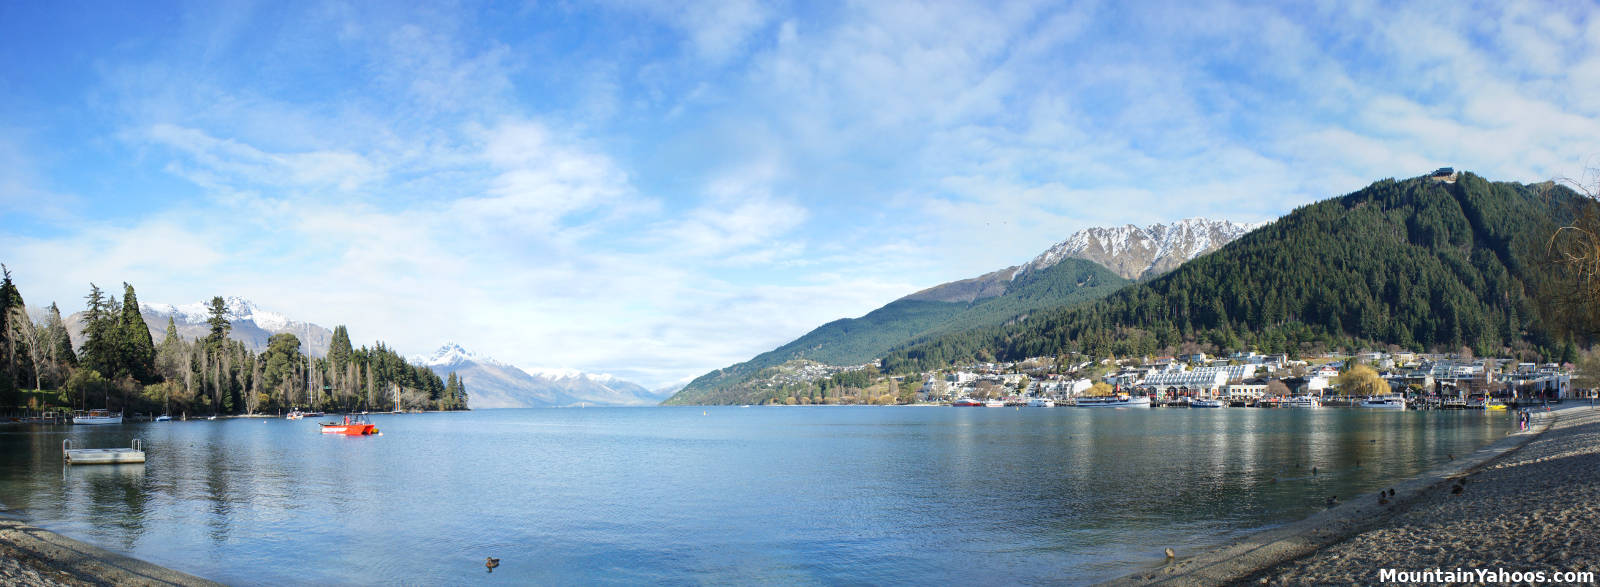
[0,407,1513,585]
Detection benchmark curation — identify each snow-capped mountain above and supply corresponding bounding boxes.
[66,296,334,356]
[1022,218,1261,280]
[411,343,667,408]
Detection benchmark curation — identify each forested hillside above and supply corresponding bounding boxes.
[883,174,1581,373]
[667,258,1127,404]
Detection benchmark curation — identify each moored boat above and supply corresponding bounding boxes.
[1357,395,1407,409]
[1073,394,1152,408]
[320,414,379,436]
[1484,400,1508,411]
[1027,398,1055,407]
[154,414,172,422]
[951,398,984,407]
[983,399,1005,407]
[286,410,305,420]
[72,410,123,425]
[1189,398,1225,408]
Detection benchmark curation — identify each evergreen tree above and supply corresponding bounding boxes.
[120,283,158,383]
[80,284,120,378]
[47,303,75,367]
[0,267,18,398]
[328,325,353,369]
[205,296,231,346]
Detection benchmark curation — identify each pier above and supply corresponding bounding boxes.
[63,438,145,465]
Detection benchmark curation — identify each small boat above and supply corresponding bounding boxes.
[154,414,172,422]
[1074,394,1152,408]
[1027,398,1055,407]
[1189,398,1226,408]
[952,398,985,407]
[1358,395,1407,409]
[320,414,379,436]
[983,399,1005,407]
[286,410,305,420]
[1484,400,1508,411]
[1283,396,1321,408]
[303,411,325,418]
[72,410,123,425]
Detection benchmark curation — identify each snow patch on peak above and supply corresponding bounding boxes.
[1019,218,1260,280]
[141,297,295,331]
[520,367,619,383]
[410,343,521,369]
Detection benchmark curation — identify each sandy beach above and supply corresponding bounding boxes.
[1114,404,1598,585]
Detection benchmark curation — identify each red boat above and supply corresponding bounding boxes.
[320,414,379,436]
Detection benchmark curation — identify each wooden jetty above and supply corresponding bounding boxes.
[63,438,145,465]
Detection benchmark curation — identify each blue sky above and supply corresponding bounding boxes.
[2,0,1598,388]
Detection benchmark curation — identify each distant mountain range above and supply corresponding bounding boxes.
[66,296,334,356]
[666,217,1257,405]
[412,343,667,408]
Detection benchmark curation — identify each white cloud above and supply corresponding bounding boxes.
[143,124,385,192]
[9,0,1600,390]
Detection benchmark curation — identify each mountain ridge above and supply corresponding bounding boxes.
[881,172,1582,373]
[665,217,1259,405]
[411,343,667,408]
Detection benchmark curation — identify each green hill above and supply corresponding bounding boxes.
[664,258,1129,405]
[882,173,1584,373]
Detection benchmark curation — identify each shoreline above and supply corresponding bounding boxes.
[0,515,221,587]
[1108,404,1577,585]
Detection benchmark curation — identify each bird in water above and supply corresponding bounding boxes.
[1165,547,1176,560]
[1451,484,1464,495]
[1388,488,1395,497]
[1378,494,1389,505]
[1325,495,1339,507]
[486,557,500,572]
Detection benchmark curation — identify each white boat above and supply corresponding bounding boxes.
[154,414,172,422]
[1358,395,1407,409]
[1283,396,1321,408]
[72,410,123,425]
[1027,398,1055,407]
[1073,394,1152,408]
[983,399,1005,407]
[1189,398,1225,408]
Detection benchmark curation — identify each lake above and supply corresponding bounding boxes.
[0,406,1514,585]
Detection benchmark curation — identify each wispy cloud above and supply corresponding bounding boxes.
[2,0,1598,387]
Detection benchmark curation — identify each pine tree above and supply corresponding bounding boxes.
[120,283,158,383]
[47,303,75,367]
[0,265,22,397]
[81,284,118,378]
[328,325,352,369]
[204,296,231,347]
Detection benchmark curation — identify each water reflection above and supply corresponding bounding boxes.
[0,408,1513,586]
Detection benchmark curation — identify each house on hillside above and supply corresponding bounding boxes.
[1430,167,1457,182]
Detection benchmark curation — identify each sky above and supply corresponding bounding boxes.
[2,1,1598,389]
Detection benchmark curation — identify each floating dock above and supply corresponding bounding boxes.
[63,438,145,465]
